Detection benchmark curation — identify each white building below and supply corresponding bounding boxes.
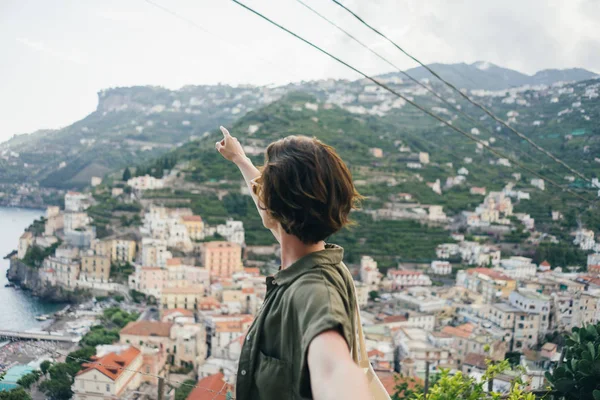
[499,256,537,279]
[127,175,165,191]
[64,212,90,232]
[216,220,245,246]
[72,346,142,400]
[141,238,171,267]
[431,261,452,275]
[360,256,381,289]
[531,179,546,191]
[65,192,91,212]
[428,206,447,222]
[387,270,432,289]
[509,289,551,334]
[574,229,595,251]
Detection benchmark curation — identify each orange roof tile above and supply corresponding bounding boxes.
[441,325,472,339]
[182,215,203,222]
[186,372,232,400]
[381,315,408,324]
[463,352,487,369]
[388,269,422,276]
[540,261,551,267]
[163,308,195,318]
[77,346,141,381]
[166,258,182,266]
[215,320,244,333]
[241,287,254,294]
[368,349,385,358]
[244,267,260,276]
[120,321,173,338]
[376,372,423,396]
[467,268,512,281]
[162,285,204,295]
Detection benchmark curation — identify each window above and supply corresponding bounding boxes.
[106,384,110,392]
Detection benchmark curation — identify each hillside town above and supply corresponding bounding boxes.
[3,159,600,400]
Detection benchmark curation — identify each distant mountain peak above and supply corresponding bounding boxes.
[472,61,494,71]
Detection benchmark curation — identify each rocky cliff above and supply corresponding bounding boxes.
[6,258,89,303]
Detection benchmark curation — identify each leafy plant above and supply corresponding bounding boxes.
[545,323,600,400]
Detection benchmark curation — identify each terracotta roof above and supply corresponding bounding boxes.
[540,261,551,267]
[368,349,385,358]
[182,215,203,222]
[463,352,487,369]
[541,342,558,352]
[375,372,423,396]
[186,372,232,400]
[441,325,471,339]
[120,321,173,337]
[241,287,254,294]
[203,241,239,249]
[162,285,204,295]
[77,346,141,381]
[163,308,195,318]
[215,320,244,334]
[166,258,182,266]
[199,297,221,310]
[244,267,260,275]
[467,268,512,281]
[388,270,422,276]
[381,315,408,324]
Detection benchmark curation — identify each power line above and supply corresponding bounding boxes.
[229,0,593,205]
[0,336,232,399]
[331,0,592,184]
[293,0,567,181]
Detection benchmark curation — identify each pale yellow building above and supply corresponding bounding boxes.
[80,254,111,283]
[181,215,204,241]
[111,239,136,264]
[161,285,205,311]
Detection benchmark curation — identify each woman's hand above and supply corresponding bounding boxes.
[216,126,247,165]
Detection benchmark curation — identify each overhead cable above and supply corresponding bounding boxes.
[331,0,592,184]
[230,0,593,204]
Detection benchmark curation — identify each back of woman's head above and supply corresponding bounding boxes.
[254,135,362,244]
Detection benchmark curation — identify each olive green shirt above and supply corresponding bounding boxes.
[235,244,357,400]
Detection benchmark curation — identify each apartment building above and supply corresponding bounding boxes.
[456,268,516,303]
[80,253,111,283]
[202,241,243,279]
[111,238,137,264]
[72,346,142,400]
[161,285,205,311]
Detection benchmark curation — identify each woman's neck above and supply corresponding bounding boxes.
[279,230,326,270]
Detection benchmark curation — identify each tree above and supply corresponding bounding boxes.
[16,370,41,389]
[175,379,196,400]
[122,167,132,181]
[416,361,534,400]
[0,387,32,400]
[369,290,380,301]
[392,375,422,400]
[546,323,600,400]
[40,360,52,375]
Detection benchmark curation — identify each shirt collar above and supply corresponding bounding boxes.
[273,243,344,286]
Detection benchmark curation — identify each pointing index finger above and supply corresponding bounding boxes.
[220,126,231,138]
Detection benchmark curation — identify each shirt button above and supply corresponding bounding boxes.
[241,369,247,376]
[246,333,251,341]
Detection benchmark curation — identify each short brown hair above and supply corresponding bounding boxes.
[253,135,362,244]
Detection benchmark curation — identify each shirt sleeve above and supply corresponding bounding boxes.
[292,270,354,398]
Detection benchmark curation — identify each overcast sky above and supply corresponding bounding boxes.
[1,0,599,143]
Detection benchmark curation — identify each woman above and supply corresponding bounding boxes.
[216,126,370,400]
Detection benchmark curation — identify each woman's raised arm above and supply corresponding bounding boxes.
[216,126,281,243]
